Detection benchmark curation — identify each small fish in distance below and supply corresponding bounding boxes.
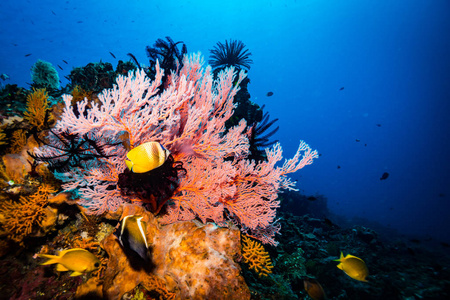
[380,172,389,180]
[306,196,317,201]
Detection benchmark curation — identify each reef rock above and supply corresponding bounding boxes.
[102,204,250,300]
[2,153,30,184]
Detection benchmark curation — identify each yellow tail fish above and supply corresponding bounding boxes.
[334,251,369,282]
[39,248,100,276]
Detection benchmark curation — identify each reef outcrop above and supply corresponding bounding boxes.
[101,204,250,300]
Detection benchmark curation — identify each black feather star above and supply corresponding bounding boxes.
[145,36,187,75]
[118,155,186,214]
[248,105,279,162]
[208,39,253,71]
[29,130,120,172]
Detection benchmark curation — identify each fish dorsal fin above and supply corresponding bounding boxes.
[59,248,83,255]
[346,254,363,262]
[120,215,133,237]
[58,249,70,256]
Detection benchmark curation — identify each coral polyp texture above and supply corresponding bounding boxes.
[33,53,318,245]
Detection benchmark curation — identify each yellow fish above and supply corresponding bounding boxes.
[334,252,369,282]
[125,141,170,173]
[39,248,100,276]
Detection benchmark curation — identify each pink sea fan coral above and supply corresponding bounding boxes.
[34,53,318,244]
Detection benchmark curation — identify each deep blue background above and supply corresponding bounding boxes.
[1,0,449,242]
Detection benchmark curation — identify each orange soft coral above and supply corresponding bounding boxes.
[8,129,27,153]
[241,234,274,277]
[0,126,6,145]
[23,88,52,131]
[71,85,92,105]
[0,184,58,244]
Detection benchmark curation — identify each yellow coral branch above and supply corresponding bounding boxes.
[0,126,6,145]
[24,88,52,131]
[8,129,27,153]
[241,234,274,277]
[0,184,57,244]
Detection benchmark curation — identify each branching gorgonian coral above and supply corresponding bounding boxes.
[33,53,318,245]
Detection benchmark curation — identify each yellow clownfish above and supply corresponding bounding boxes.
[334,252,369,282]
[38,248,100,277]
[125,141,170,173]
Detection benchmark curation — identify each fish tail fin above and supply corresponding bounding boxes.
[333,251,344,261]
[38,254,60,265]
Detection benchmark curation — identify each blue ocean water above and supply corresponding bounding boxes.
[1,0,449,243]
